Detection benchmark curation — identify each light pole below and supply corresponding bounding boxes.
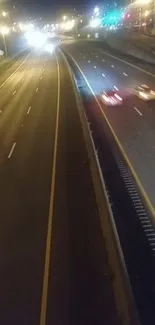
[0,26,9,57]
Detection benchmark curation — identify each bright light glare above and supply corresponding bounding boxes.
[0,26,9,35]
[144,10,150,17]
[134,0,151,5]
[25,31,47,48]
[44,43,54,53]
[94,6,99,15]
[102,94,110,102]
[139,91,148,99]
[90,18,101,27]
[19,23,34,31]
[2,11,7,17]
[114,93,122,101]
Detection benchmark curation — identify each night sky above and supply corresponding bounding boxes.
[13,0,97,18]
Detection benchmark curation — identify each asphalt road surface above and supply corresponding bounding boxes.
[61,39,155,210]
[0,48,119,324]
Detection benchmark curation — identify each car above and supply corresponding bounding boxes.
[100,89,123,106]
[133,85,155,101]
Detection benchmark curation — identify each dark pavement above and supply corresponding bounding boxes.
[0,48,119,324]
[61,39,155,209]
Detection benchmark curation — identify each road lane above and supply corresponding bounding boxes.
[0,48,119,324]
[0,53,47,163]
[0,51,59,324]
[46,50,119,325]
[61,40,155,208]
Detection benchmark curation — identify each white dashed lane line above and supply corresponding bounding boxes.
[123,72,128,76]
[27,106,31,115]
[111,65,115,68]
[40,76,43,80]
[102,59,105,62]
[36,88,39,92]
[114,85,119,91]
[134,106,143,116]
[13,90,16,96]
[8,142,16,159]
[94,66,96,69]
[88,60,90,63]
[102,73,105,77]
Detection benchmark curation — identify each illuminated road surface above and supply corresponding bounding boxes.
[62,39,155,209]
[0,49,119,324]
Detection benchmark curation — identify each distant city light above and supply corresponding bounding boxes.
[2,11,8,17]
[94,6,99,15]
[0,26,9,35]
[25,31,47,48]
[144,10,150,17]
[90,18,101,27]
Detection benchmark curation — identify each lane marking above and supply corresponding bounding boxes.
[13,90,16,96]
[134,106,142,116]
[69,54,155,220]
[102,59,105,62]
[0,53,30,90]
[8,142,16,159]
[111,65,115,68]
[0,110,2,113]
[94,65,96,69]
[84,56,86,59]
[123,72,128,76]
[27,106,31,114]
[40,76,43,80]
[96,55,98,58]
[88,60,90,63]
[22,78,24,83]
[114,85,119,91]
[42,68,44,72]
[102,73,105,77]
[39,52,60,325]
[100,49,155,79]
[36,88,39,92]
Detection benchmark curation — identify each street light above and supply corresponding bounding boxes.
[144,9,150,16]
[94,6,99,16]
[2,11,8,17]
[0,26,9,57]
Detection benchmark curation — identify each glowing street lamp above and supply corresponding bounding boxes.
[144,9,150,16]
[94,6,99,16]
[2,11,8,17]
[0,26,9,56]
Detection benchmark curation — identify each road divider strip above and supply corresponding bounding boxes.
[39,51,60,325]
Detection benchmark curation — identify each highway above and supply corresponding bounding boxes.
[0,48,119,324]
[62,39,155,209]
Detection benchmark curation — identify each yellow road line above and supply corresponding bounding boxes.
[39,52,60,325]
